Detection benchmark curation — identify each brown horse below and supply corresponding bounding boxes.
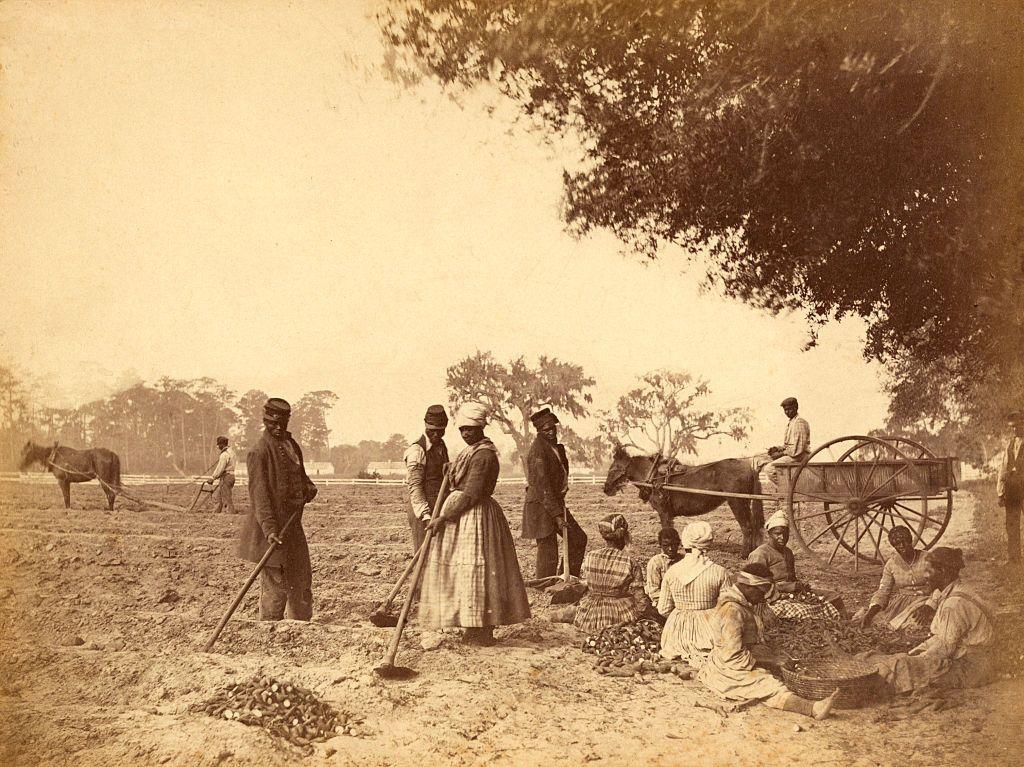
[603,445,765,557]
[20,441,122,511]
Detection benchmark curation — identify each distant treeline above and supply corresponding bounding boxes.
[0,365,341,474]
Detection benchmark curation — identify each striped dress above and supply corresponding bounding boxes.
[574,547,648,633]
[418,440,531,629]
[862,550,932,629]
[657,555,731,666]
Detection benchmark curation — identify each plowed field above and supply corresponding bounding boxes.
[0,480,1021,766]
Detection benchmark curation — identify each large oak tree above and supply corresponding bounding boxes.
[383,1,1024,441]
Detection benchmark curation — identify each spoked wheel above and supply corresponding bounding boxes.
[787,436,948,569]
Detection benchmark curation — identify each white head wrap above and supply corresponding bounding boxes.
[736,570,773,588]
[455,402,489,428]
[765,510,789,531]
[679,521,714,550]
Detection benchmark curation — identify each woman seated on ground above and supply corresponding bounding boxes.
[697,563,838,720]
[861,547,996,694]
[852,525,932,630]
[658,521,731,667]
[573,513,652,633]
[645,527,682,604]
[746,510,843,620]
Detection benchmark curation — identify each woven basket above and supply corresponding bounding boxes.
[781,658,884,709]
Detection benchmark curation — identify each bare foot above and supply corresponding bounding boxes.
[813,689,840,720]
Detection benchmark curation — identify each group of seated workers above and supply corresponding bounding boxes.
[569,511,998,716]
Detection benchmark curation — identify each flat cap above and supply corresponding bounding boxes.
[781,397,798,408]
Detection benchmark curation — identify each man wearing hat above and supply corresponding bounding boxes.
[996,410,1024,566]
[765,397,811,488]
[237,397,319,621]
[521,407,587,578]
[209,435,237,514]
[403,404,450,552]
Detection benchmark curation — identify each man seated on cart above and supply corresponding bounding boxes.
[761,397,811,491]
[747,511,845,620]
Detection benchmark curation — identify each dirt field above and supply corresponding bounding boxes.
[0,478,1021,767]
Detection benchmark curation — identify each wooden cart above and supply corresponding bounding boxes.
[774,435,960,570]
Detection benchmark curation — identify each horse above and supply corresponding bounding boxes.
[603,444,766,557]
[19,441,122,511]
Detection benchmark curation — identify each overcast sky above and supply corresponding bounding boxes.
[0,1,891,461]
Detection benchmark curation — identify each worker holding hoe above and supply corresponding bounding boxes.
[237,397,319,621]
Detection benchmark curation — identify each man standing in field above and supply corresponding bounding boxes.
[403,404,450,552]
[997,410,1024,567]
[237,397,319,621]
[210,436,237,514]
[765,396,811,489]
[522,407,587,578]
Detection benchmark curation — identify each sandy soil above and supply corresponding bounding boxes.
[0,478,1021,767]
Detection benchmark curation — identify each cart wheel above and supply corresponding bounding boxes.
[787,436,946,568]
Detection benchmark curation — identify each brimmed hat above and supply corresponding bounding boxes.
[927,546,965,575]
[781,397,798,408]
[424,404,448,429]
[216,436,229,446]
[1008,410,1024,423]
[530,407,559,431]
[455,402,488,428]
[264,397,291,422]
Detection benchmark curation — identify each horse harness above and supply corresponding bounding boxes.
[639,452,692,508]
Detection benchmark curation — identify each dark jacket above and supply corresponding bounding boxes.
[521,437,569,540]
[237,429,318,568]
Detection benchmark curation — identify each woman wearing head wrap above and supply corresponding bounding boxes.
[573,514,650,633]
[697,563,838,720]
[418,403,531,645]
[851,525,932,630]
[656,521,732,667]
[746,510,843,621]
[861,547,997,694]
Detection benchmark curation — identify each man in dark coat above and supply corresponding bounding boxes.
[521,407,587,578]
[237,397,319,621]
[997,410,1024,566]
[403,404,450,552]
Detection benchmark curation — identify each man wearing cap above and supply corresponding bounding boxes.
[764,397,811,489]
[522,407,587,578]
[237,397,319,621]
[403,405,450,553]
[996,410,1024,566]
[210,436,237,514]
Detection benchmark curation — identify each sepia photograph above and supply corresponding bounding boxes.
[1,1,1022,765]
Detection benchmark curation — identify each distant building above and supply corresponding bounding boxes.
[305,461,335,476]
[365,461,405,477]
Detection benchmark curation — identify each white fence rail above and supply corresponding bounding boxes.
[0,472,604,487]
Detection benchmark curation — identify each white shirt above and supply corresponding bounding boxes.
[211,447,237,478]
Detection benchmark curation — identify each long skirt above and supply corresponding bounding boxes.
[574,593,646,634]
[418,496,531,629]
[872,591,931,630]
[660,608,717,666]
[698,653,789,704]
[859,648,997,694]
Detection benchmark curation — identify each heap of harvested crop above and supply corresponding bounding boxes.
[194,676,365,749]
[774,617,928,660]
[581,620,692,678]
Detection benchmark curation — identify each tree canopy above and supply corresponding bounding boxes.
[446,351,595,472]
[602,370,750,457]
[383,0,1024,435]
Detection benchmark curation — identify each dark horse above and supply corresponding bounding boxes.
[603,444,765,557]
[19,441,122,511]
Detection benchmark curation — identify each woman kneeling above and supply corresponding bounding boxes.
[698,564,838,719]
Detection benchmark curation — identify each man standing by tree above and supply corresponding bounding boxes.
[522,407,587,578]
[237,397,319,621]
[765,397,811,489]
[403,404,450,552]
[209,435,236,514]
[997,410,1024,567]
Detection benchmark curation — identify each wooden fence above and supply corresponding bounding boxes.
[0,472,604,487]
